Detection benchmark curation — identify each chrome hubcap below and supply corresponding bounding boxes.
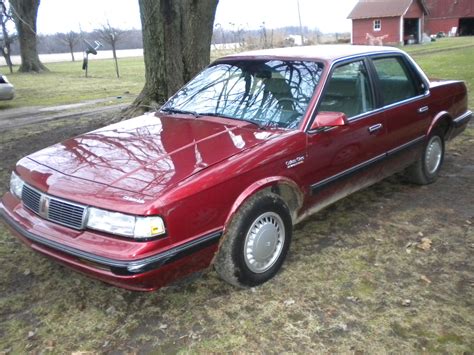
[425,136,443,175]
[244,212,285,273]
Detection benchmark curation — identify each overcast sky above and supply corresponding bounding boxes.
[37,0,358,34]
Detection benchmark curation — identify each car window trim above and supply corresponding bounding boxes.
[305,51,430,133]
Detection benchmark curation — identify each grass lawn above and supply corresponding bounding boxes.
[403,37,474,108]
[0,57,145,109]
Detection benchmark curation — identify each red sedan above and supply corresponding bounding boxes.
[1,45,471,291]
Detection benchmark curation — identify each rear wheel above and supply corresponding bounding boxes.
[405,130,445,185]
[214,192,292,288]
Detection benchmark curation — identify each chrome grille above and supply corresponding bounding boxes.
[22,185,41,213]
[48,199,85,229]
[21,184,86,230]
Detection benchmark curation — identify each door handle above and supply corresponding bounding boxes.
[418,106,429,113]
[368,123,383,134]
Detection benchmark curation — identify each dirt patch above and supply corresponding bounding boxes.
[0,112,472,353]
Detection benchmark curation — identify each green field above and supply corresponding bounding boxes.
[0,57,145,108]
[0,37,473,353]
[403,37,474,108]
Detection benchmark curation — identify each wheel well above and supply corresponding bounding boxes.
[269,183,303,223]
[435,116,451,138]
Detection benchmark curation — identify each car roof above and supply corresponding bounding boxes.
[218,45,405,63]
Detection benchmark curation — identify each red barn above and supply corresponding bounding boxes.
[349,0,474,45]
[425,0,474,36]
[348,0,429,45]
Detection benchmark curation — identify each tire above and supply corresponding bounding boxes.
[405,129,445,185]
[214,191,292,288]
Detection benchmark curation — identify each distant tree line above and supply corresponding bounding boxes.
[4,25,347,57]
[7,28,143,56]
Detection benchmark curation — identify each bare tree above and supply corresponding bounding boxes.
[0,1,15,73]
[57,31,79,62]
[124,0,218,117]
[9,0,47,72]
[96,21,123,78]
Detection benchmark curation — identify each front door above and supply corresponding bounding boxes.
[301,59,387,212]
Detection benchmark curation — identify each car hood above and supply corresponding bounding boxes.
[26,113,273,197]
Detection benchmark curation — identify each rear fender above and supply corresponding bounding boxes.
[427,111,452,137]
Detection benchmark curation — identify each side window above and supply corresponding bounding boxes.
[372,56,420,106]
[319,60,374,119]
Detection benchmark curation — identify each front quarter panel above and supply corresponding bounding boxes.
[153,130,308,246]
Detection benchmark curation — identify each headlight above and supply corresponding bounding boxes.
[10,172,24,199]
[86,207,166,239]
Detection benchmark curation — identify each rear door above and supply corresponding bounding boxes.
[369,55,431,159]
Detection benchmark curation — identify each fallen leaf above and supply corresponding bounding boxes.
[402,299,411,307]
[27,330,35,339]
[105,306,116,315]
[338,323,348,331]
[346,296,359,303]
[23,269,31,276]
[417,237,432,251]
[420,275,432,284]
[283,299,295,306]
[418,231,424,237]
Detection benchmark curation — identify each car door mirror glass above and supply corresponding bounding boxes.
[311,111,348,130]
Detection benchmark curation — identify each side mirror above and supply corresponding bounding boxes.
[310,111,348,130]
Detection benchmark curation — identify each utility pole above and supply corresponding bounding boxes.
[297,0,304,45]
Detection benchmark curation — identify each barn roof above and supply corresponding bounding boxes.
[424,0,472,19]
[348,0,429,19]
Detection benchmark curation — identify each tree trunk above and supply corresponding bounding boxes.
[69,43,75,62]
[0,47,13,74]
[112,44,120,78]
[10,0,48,72]
[0,10,13,73]
[124,0,218,117]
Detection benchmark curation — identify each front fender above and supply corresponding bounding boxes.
[223,176,303,232]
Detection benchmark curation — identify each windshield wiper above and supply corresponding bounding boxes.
[161,107,199,117]
[198,112,264,129]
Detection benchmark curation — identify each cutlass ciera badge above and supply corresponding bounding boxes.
[286,155,305,168]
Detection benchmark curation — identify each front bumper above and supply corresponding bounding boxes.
[0,197,222,291]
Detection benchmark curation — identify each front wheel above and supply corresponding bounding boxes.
[405,130,445,185]
[214,192,292,288]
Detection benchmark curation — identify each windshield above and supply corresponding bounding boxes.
[162,60,323,129]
